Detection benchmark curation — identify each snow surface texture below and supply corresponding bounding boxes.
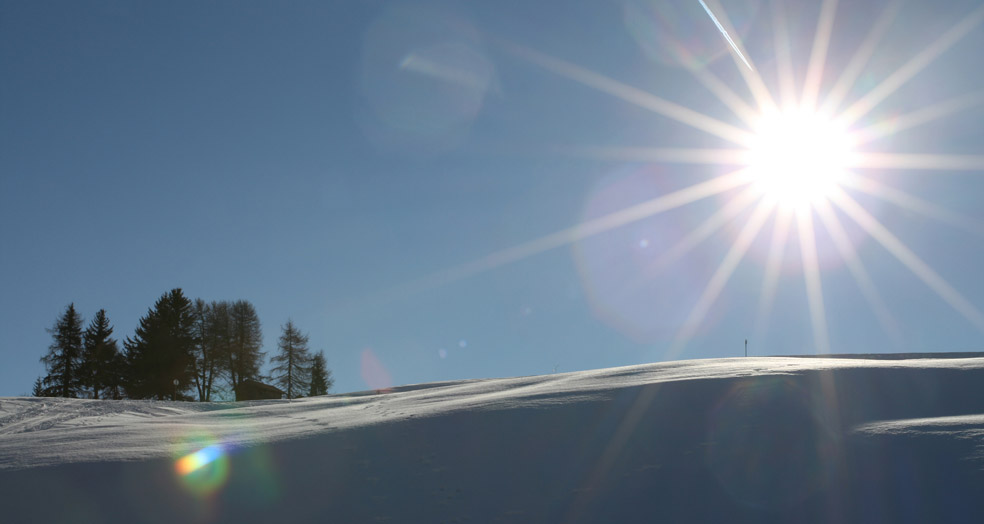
[2,357,983,523]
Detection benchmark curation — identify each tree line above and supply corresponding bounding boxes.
[35,288,333,401]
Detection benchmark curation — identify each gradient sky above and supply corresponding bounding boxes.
[3,0,984,397]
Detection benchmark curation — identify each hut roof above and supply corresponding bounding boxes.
[240,379,284,395]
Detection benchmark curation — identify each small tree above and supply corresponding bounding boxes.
[309,350,333,396]
[81,309,121,399]
[40,303,85,398]
[271,320,311,399]
[32,377,48,397]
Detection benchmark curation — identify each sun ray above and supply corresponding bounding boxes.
[753,207,793,345]
[848,153,984,171]
[610,188,761,315]
[668,198,776,358]
[841,173,984,237]
[701,0,778,112]
[831,187,984,332]
[771,0,797,107]
[838,4,984,127]
[801,0,840,110]
[682,53,760,125]
[382,170,753,305]
[820,0,900,114]
[796,208,831,353]
[560,146,747,166]
[499,41,754,146]
[813,199,903,344]
[851,90,984,146]
[564,381,663,522]
[652,186,761,270]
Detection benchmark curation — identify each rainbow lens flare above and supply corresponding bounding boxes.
[176,445,224,476]
[173,436,231,496]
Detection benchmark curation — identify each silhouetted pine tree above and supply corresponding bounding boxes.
[308,350,333,397]
[40,303,85,398]
[124,289,197,400]
[271,320,311,399]
[81,309,121,399]
[104,351,127,400]
[224,300,264,399]
[32,377,48,397]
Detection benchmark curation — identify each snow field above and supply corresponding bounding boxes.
[2,356,983,522]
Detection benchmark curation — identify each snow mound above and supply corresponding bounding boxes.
[2,356,983,522]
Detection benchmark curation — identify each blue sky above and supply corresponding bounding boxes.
[3,0,984,397]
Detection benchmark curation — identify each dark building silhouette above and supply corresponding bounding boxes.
[235,379,284,401]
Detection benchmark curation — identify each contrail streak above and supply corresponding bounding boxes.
[698,0,753,71]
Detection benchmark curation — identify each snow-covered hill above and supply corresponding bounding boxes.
[2,356,983,523]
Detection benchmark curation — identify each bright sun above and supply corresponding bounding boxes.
[747,108,855,210]
[488,0,984,357]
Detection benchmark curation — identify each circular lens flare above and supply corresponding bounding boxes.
[747,108,854,210]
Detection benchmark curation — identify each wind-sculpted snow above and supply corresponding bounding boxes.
[1,356,983,522]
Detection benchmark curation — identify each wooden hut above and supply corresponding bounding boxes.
[235,379,284,401]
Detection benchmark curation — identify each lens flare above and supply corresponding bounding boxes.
[173,434,231,497]
[361,348,393,391]
[705,377,839,509]
[176,445,224,476]
[358,6,493,153]
[391,1,984,356]
[574,167,716,342]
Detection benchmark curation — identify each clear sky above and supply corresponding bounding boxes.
[3,0,984,397]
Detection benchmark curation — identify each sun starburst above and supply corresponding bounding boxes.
[387,0,984,358]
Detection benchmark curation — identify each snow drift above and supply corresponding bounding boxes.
[2,356,983,523]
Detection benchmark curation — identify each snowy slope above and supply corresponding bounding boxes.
[2,357,983,523]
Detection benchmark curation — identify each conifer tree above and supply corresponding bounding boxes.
[32,377,47,397]
[271,320,311,399]
[224,300,264,398]
[308,350,333,397]
[40,303,85,398]
[124,289,197,400]
[104,352,127,400]
[81,309,121,399]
